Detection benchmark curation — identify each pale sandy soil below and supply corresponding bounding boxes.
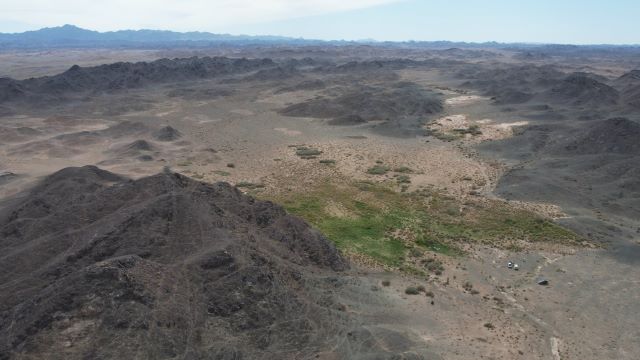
[444,95,488,106]
[337,242,639,360]
[428,114,529,143]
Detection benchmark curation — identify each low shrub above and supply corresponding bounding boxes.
[393,166,413,173]
[405,286,420,295]
[296,147,322,157]
[367,165,390,175]
[397,175,411,184]
[236,182,265,190]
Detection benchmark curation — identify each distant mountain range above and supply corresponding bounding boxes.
[1,25,639,50]
[0,24,317,48]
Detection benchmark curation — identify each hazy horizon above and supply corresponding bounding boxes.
[1,0,639,45]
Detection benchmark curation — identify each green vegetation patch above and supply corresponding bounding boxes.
[262,180,582,269]
[278,185,408,266]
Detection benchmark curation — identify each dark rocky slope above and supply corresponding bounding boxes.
[543,73,619,107]
[0,166,353,359]
[458,64,563,104]
[0,57,276,104]
[615,70,640,109]
[279,83,442,122]
[488,118,640,246]
[560,117,640,155]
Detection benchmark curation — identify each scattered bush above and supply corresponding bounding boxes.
[319,159,336,165]
[213,170,231,176]
[433,132,460,142]
[236,182,265,190]
[397,175,411,184]
[422,258,445,274]
[445,205,460,216]
[400,265,426,277]
[484,322,494,330]
[393,166,413,173]
[381,280,391,287]
[367,165,390,175]
[226,163,235,168]
[295,147,322,157]
[467,124,482,135]
[463,281,474,292]
[425,291,435,298]
[453,124,482,136]
[405,286,420,295]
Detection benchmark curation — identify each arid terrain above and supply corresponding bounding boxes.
[1,43,639,359]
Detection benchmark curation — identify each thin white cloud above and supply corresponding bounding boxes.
[0,0,403,32]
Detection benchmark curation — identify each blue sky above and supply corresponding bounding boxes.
[1,0,638,44]
[235,0,639,44]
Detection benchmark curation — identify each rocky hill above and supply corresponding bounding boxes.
[544,73,619,107]
[0,166,351,359]
[615,70,640,109]
[279,83,443,122]
[561,117,640,155]
[0,57,276,104]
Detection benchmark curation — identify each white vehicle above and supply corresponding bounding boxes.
[513,264,519,271]
[507,261,514,269]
